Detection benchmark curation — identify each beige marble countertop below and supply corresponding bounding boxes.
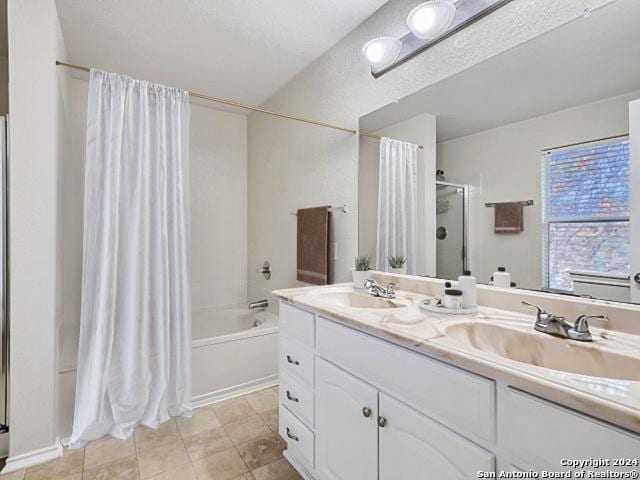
[273,283,640,434]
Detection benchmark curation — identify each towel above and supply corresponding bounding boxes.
[494,202,523,234]
[297,206,332,285]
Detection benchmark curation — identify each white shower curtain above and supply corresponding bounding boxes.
[71,69,192,447]
[376,137,419,274]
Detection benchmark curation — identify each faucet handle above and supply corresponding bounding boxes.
[364,279,376,290]
[522,301,547,318]
[573,314,608,333]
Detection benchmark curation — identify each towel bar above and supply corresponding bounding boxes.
[289,205,348,216]
[485,200,534,207]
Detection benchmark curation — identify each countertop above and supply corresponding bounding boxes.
[273,283,640,434]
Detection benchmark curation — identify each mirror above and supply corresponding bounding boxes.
[358,0,640,304]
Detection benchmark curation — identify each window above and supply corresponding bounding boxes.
[542,137,630,292]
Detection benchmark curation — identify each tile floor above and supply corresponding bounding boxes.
[2,386,303,480]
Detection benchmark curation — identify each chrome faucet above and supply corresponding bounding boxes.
[521,301,608,342]
[248,299,269,311]
[364,279,397,299]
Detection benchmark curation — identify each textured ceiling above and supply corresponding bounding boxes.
[361,0,640,141]
[55,0,388,106]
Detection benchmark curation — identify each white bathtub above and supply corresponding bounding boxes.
[191,305,279,406]
[57,304,279,439]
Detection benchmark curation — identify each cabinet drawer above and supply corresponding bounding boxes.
[318,317,496,443]
[280,335,314,388]
[505,388,640,473]
[280,403,315,470]
[280,372,315,429]
[279,301,315,347]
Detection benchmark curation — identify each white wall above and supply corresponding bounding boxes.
[358,113,437,275]
[246,0,616,303]
[437,91,637,289]
[7,0,66,461]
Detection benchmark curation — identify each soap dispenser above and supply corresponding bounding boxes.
[458,270,477,308]
[493,267,511,288]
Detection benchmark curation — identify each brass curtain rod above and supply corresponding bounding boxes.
[56,61,424,149]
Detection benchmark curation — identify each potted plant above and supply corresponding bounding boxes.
[388,255,407,275]
[352,255,372,289]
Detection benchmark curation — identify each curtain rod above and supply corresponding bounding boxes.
[56,60,358,134]
[56,61,425,149]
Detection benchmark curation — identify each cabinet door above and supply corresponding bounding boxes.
[379,393,494,480]
[316,358,378,480]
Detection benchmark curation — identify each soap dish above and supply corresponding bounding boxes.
[419,299,478,315]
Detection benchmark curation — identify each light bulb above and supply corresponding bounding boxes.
[407,1,456,40]
[362,37,402,69]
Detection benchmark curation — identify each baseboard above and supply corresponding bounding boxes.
[1,439,63,474]
[191,374,279,408]
[284,449,317,480]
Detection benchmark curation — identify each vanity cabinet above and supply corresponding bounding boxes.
[316,358,378,480]
[278,300,640,480]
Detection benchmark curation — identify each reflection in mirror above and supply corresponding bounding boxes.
[358,0,640,304]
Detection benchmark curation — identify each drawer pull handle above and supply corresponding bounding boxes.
[286,427,299,442]
[378,416,387,428]
[286,391,299,403]
[362,407,372,418]
[286,355,300,366]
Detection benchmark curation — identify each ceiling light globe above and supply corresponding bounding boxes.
[407,0,457,40]
[362,37,402,69]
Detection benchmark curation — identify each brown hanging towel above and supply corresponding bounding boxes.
[297,206,332,285]
[494,202,524,233]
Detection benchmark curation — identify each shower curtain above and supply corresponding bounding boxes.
[70,69,192,447]
[376,137,418,274]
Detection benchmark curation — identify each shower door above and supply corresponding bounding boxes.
[435,181,468,280]
[0,116,7,433]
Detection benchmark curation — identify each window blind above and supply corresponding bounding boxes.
[543,137,630,291]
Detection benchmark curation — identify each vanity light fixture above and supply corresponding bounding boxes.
[362,36,402,69]
[363,0,515,78]
[406,0,457,40]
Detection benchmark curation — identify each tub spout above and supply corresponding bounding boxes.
[248,299,268,311]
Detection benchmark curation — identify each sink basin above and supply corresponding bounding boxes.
[313,291,405,309]
[444,322,640,381]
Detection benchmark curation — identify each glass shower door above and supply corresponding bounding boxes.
[435,181,467,281]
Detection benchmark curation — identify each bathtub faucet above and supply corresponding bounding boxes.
[248,299,269,311]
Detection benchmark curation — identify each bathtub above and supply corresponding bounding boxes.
[191,305,279,406]
[57,304,279,440]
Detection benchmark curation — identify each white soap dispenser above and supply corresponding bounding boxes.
[458,270,477,309]
[493,267,511,289]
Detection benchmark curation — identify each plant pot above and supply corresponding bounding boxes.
[389,267,407,275]
[352,269,371,290]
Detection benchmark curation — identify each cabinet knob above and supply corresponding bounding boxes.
[286,355,299,366]
[286,427,299,442]
[634,272,640,284]
[362,407,372,418]
[286,390,299,403]
[378,416,387,428]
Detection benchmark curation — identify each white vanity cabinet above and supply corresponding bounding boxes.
[277,300,640,480]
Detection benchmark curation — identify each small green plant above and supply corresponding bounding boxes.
[354,255,372,271]
[388,255,406,268]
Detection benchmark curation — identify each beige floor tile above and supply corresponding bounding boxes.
[147,463,196,480]
[134,419,181,452]
[83,455,139,480]
[137,438,189,479]
[244,390,278,414]
[84,435,136,470]
[176,407,221,438]
[234,474,254,480]
[24,448,84,480]
[0,470,26,480]
[183,426,233,462]
[236,434,284,470]
[211,399,254,425]
[223,414,271,445]
[257,409,278,433]
[251,458,302,480]
[191,448,248,480]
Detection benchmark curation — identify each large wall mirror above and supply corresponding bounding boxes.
[358,0,640,304]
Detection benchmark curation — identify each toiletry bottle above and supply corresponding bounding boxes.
[458,270,477,308]
[443,289,463,309]
[493,267,511,288]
